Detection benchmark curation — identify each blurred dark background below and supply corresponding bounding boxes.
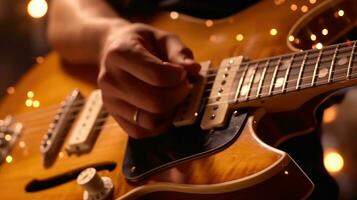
[0,0,49,97]
[0,0,356,199]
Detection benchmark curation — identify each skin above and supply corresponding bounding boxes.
[48,0,201,139]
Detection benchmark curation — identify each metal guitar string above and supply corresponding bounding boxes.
[12,42,356,126]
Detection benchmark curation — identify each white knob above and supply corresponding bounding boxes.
[77,168,114,200]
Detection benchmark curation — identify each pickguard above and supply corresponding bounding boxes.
[123,112,248,182]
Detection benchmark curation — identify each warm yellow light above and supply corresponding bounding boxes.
[310,34,317,41]
[288,35,295,42]
[25,99,33,107]
[338,9,344,17]
[205,20,214,27]
[33,100,41,108]
[170,11,179,20]
[5,155,13,163]
[27,91,34,98]
[274,0,285,5]
[301,5,309,13]
[7,86,15,95]
[19,141,26,148]
[27,0,48,19]
[322,28,328,36]
[309,0,317,4]
[324,151,344,173]
[235,34,244,41]
[316,43,323,49]
[290,4,298,11]
[4,134,12,142]
[270,28,278,36]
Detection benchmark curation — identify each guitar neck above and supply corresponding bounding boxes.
[230,40,357,104]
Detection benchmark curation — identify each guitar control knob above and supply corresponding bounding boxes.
[77,168,114,200]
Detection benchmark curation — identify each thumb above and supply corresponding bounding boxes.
[164,35,201,74]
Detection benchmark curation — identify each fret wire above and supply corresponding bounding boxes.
[234,64,249,103]
[245,62,259,100]
[347,41,356,79]
[311,50,323,86]
[268,57,282,95]
[328,45,339,83]
[296,52,308,89]
[211,69,357,106]
[282,54,295,92]
[256,59,269,98]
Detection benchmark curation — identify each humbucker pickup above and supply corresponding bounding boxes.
[173,61,211,127]
[66,90,106,155]
[40,89,84,167]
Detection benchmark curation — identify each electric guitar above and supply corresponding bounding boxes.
[0,0,356,199]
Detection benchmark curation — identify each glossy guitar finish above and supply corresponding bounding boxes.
[0,0,346,199]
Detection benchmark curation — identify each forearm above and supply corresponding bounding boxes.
[48,0,129,64]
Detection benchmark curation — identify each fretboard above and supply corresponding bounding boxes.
[231,40,357,103]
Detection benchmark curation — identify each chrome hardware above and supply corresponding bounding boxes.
[0,116,23,164]
[40,89,84,167]
[77,168,114,200]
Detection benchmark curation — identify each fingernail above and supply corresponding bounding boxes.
[183,57,196,64]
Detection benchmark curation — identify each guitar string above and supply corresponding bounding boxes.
[19,69,357,134]
[202,56,357,102]
[13,55,357,127]
[10,43,356,122]
[15,42,356,119]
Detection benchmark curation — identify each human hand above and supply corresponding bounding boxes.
[98,23,200,139]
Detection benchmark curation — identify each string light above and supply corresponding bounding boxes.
[309,0,317,4]
[337,9,344,17]
[310,34,317,41]
[270,28,278,36]
[5,155,13,163]
[324,150,344,173]
[33,100,41,108]
[316,43,323,49]
[27,0,48,19]
[288,35,295,42]
[290,4,298,11]
[235,34,244,41]
[170,11,179,20]
[6,87,15,95]
[301,5,309,13]
[205,20,214,27]
[27,91,34,98]
[25,99,33,107]
[322,28,329,36]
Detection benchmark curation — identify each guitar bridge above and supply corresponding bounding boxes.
[40,89,84,167]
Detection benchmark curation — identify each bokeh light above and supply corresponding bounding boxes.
[27,0,48,19]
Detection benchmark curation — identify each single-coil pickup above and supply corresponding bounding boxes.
[66,90,106,155]
[200,56,243,130]
[40,89,84,167]
[173,61,211,127]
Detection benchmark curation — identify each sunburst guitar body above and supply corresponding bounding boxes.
[1,0,356,199]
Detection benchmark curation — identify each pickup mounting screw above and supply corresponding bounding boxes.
[233,110,238,117]
[130,166,136,173]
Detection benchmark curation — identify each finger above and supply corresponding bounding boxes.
[102,97,171,130]
[115,116,171,139]
[106,39,187,87]
[98,70,190,113]
[159,34,201,74]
